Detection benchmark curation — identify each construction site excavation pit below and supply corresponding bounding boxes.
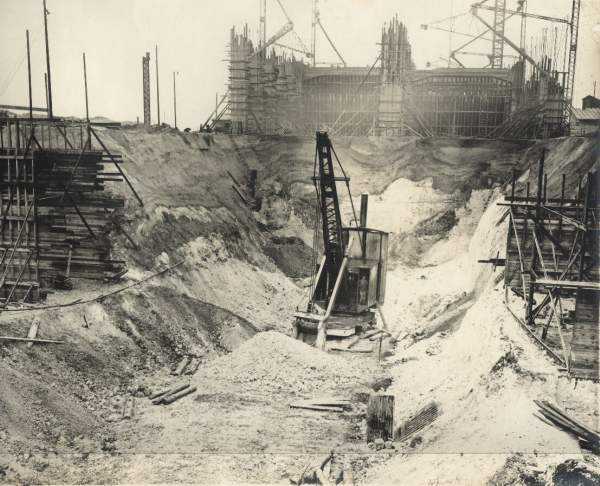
[1,1,600,482]
[0,128,598,485]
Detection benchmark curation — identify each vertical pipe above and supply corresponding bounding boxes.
[155,45,161,126]
[43,0,53,119]
[26,30,33,120]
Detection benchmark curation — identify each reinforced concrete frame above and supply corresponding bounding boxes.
[224,11,575,139]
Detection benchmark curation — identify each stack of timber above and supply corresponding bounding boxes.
[0,120,126,304]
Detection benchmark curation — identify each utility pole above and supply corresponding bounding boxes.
[26,30,33,120]
[83,52,90,145]
[173,71,178,129]
[83,53,89,123]
[311,0,318,66]
[155,44,160,125]
[43,0,53,118]
[44,73,49,113]
[142,52,151,126]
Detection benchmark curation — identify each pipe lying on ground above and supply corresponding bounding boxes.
[151,383,191,404]
[161,386,197,405]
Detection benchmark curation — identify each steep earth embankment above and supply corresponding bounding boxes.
[0,129,598,484]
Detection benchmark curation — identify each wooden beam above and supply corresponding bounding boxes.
[0,336,64,344]
[535,279,600,291]
[90,127,144,206]
[0,104,48,112]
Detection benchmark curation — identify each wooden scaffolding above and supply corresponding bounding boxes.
[500,151,598,379]
[0,116,133,305]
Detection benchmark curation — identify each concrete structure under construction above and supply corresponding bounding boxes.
[225,16,572,139]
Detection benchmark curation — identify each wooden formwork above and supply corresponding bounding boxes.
[501,152,599,379]
[0,117,132,305]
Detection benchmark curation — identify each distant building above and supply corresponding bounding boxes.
[571,107,600,135]
[582,95,600,109]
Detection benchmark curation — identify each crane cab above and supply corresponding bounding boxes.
[295,226,389,343]
[335,227,388,313]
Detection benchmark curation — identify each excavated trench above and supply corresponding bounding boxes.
[0,129,599,484]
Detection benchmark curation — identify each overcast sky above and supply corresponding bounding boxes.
[1,0,598,128]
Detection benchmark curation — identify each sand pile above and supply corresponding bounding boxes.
[194,331,362,397]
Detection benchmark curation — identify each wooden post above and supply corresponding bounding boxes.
[578,172,591,280]
[366,394,394,442]
[510,169,516,201]
[248,169,257,199]
[527,153,545,326]
[360,193,368,227]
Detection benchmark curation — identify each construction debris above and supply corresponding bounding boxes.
[395,401,440,442]
[293,451,334,485]
[26,318,40,348]
[329,346,373,353]
[534,400,600,452]
[122,396,135,419]
[290,397,352,413]
[185,357,203,375]
[289,403,344,413]
[172,356,191,376]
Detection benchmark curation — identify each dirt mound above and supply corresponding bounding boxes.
[194,331,362,397]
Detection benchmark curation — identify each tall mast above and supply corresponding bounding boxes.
[155,44,160,125]
[43,0,53,118]
[311,0,318,67]
[26,30,33,120]
[173,71,178,129]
